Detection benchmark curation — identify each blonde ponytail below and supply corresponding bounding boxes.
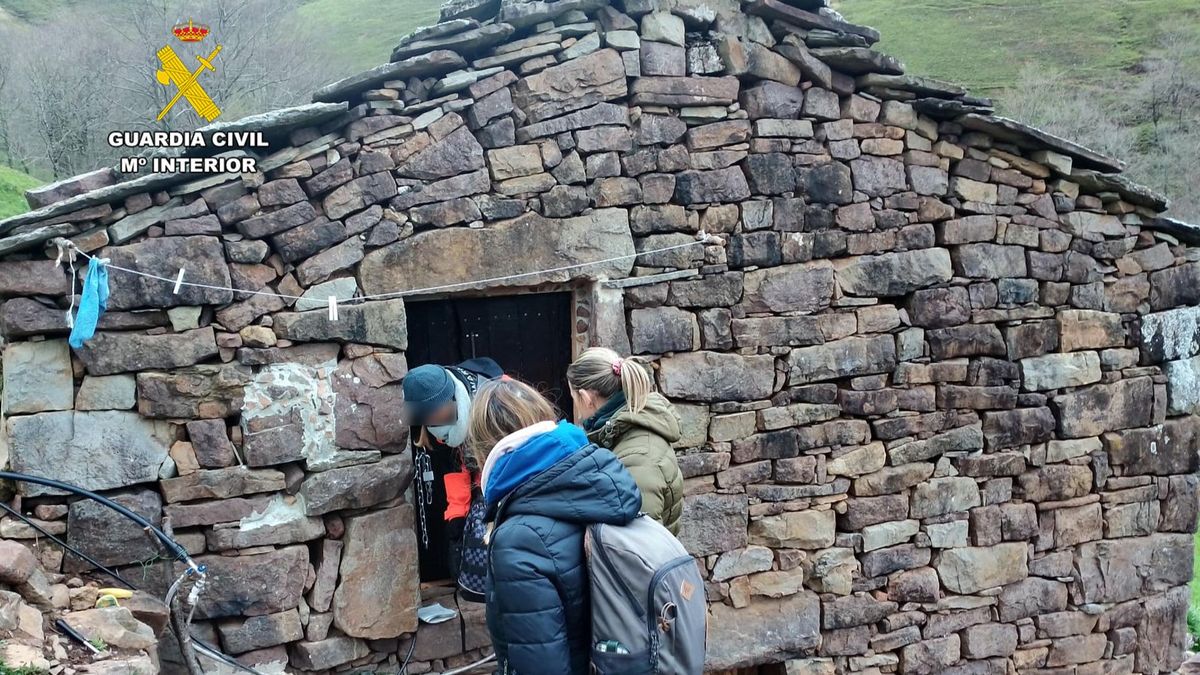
[566,347,653,414]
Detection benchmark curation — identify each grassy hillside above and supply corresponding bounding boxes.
[0,0,73,22]
[298,0,442,72]
[834,0,1200,93]
[0,165,39,219]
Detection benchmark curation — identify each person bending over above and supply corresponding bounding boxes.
[470,378,640,675]
[567,347,685,534]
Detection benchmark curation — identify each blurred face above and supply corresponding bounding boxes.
[423,400,458,427]
[569,385,602,424]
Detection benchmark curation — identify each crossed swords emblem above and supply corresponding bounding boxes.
[155,44,223,122]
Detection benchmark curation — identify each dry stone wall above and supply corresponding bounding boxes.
[0,0,1197,673]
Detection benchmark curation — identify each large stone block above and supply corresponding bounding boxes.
[75,327,219,376]
[1018,465,1092,502]
[907,287,970,328]
[322,173,397,221]
[1075,533,1192,603]
[910,477,981,519]
[106,236,233,310]
[76,374,136,411]
[160,466,286,503]
[741,261,834,314]
[835,249,952,297]
[162,495,272,528]
[512,49,627,123]
[1163,352,1200,417]
[361,210,633,295]
[0,260,68,297]
[677,493,748,557]
[786,335,897,384]
[658,351,775,402]
[217,610,303,655]
[136,364,252,419]
[1020,351,1101,391]
[1149,261,1200,310]
[1058,309,1123,352]
[204,494,325,550]
[937,543,1028,594]
[927,324,1006,360]
[706,592,820,671]
[1136,585,1190,674]
[900,635,960,675]
[889,424,983,464]
[850,156,906,196]
[65,488,161,572]
[7,411,172,497]
[332,354,409,451]
[630,307,696,354]
[396,126,485,181]
[1053,376,1153,438]
[191,546,309,619]
[674,167,752,204]
[2,340,73,414]
[299,453,414,516]
[982,407,1054,449]
[750,509,835,549]
[273,299,407,350]
[1139,305,1200,363]
[332,506,420,639]
[1104,416,1200,476]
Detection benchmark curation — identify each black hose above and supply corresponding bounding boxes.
[0,472,192,564]
[0,500,135,589]
[0,472,262,673]
[400,629,417,674]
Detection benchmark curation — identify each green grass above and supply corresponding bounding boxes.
[0,165,41,219]
[0,0,74,22]
[0,659,47,675]
[1191,533,1200,649]
[834,0,1200,93]
[298,0,443,73]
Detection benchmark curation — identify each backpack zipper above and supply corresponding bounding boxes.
[644,554,697,671]
[591,524,645,616]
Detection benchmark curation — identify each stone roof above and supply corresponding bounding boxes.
[0,0,1181,254]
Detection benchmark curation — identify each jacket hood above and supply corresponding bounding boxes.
[489,424,641,526]
[589,392,683,447]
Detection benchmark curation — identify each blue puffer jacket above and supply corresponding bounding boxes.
[482,421,642,675]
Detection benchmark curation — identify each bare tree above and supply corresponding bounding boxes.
[0,0,342,180]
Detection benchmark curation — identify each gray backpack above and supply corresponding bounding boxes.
[585,515,707,675]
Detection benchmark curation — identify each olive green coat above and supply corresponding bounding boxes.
[586,393,685,534]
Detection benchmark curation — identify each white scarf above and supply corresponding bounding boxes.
[427,377,471,448]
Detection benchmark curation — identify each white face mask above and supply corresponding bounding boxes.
[427,378,471,448]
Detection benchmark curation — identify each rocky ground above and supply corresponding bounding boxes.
[0,540,166,674]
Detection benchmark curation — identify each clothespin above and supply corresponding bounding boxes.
[173,268,186,294]
[328,296,339,321]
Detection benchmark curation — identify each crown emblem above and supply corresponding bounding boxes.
[172,19,209,43]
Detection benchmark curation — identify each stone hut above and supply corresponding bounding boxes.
[0,0,1197,673]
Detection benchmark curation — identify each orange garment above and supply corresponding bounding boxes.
[444,468,473,521]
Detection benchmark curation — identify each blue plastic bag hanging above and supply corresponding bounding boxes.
[69,258,109,348]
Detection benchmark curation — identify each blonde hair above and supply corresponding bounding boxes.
[566,347,653,415]
[467,378,558,467]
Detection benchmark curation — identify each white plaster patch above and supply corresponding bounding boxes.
[240,493,309,532]
[241,360,340,470]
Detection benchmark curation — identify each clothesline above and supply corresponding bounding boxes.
[52,230,720,327]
